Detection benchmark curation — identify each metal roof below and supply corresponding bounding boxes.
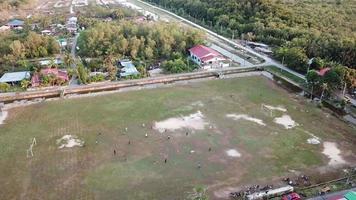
[119,60,139,77]
[345,191,356,200]
[7,19,24,26]
[0,71,30,83]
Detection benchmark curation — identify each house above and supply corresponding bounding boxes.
[7,19,24,29]
[31,68,69,87]
[66,17,77,33]
[317,67,331,76]
[188,45,229,69]
[118,60,139,77]
[0,71,31,85]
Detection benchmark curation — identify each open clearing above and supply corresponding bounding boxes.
[0,76,355,199]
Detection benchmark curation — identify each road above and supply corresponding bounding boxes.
[126,0,305,80]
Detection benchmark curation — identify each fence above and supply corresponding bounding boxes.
[0,66,262,103]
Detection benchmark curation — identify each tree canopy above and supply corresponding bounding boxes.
[145,0,356,71]
[77,21,205,62]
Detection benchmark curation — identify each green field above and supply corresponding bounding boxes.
[0,76,355,199]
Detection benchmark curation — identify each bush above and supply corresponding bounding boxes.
[0,83,11,92]
[162,58,196,73]
[90,74,106,82]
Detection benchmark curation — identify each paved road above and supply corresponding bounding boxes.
[126,0,306,80]
[307,188,355,200]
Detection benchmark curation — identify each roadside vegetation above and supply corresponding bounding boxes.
[144,0,356,74]
[77,21,204,75]
[0,31,60,74]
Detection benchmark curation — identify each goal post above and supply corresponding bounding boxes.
[261,104,274,117]
[26,137,37,158]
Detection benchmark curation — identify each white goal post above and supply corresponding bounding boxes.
[26,138,37,158]
[261,104,274,117]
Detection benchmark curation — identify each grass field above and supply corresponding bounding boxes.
[0,75,355,200]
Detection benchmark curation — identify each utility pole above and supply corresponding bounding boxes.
[342,82,347,97]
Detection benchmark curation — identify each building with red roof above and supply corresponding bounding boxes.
[188,45,229,69]
[31,68,69,87]
[317,67,331,76]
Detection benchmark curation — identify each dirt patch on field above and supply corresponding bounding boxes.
[153,111,209,133]
[307,134,321,145]
[322,142,346,166]
[57,135,84,149]
[226,114,266,126]
[226,149,241,157]
[0,110,8,125]
[263,104,287,112]
[273,115,298,129]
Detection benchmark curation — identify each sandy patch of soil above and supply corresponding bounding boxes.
[307,134,321,145]
[226,149,241,157]
[153,111,209,133]
[191,101,204,107]
[273,115,298,129]
[226,114,266,126]
[263,104,287,112]
[0,111,8,125]
[322,142,346,166]
[56,135,84,149]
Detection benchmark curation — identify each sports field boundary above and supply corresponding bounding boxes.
[0,66,263,103]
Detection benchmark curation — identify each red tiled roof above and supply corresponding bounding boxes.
[41,68,69,81]
[31,68,69,87]
[189,45,221,59]
[317,67,331,76]
[201,54,224,62]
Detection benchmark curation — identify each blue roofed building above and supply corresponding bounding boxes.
[118,60,139,77]
[7,19,24,29]
[0,71,30,84]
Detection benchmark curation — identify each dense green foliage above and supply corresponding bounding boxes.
[0,31,60,74]
[162,57,197,73]
[78,6,138,28]
[77,21,203,75]
[77,22,204,60]
[145,0,356,71]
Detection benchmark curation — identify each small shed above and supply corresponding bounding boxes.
[0,71,30,84]
[118,60,139,77]
[7,19,24,29]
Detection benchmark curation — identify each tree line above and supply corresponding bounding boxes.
[144,0,356,72]
[0,31,60,74]
[77,21,204,74]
